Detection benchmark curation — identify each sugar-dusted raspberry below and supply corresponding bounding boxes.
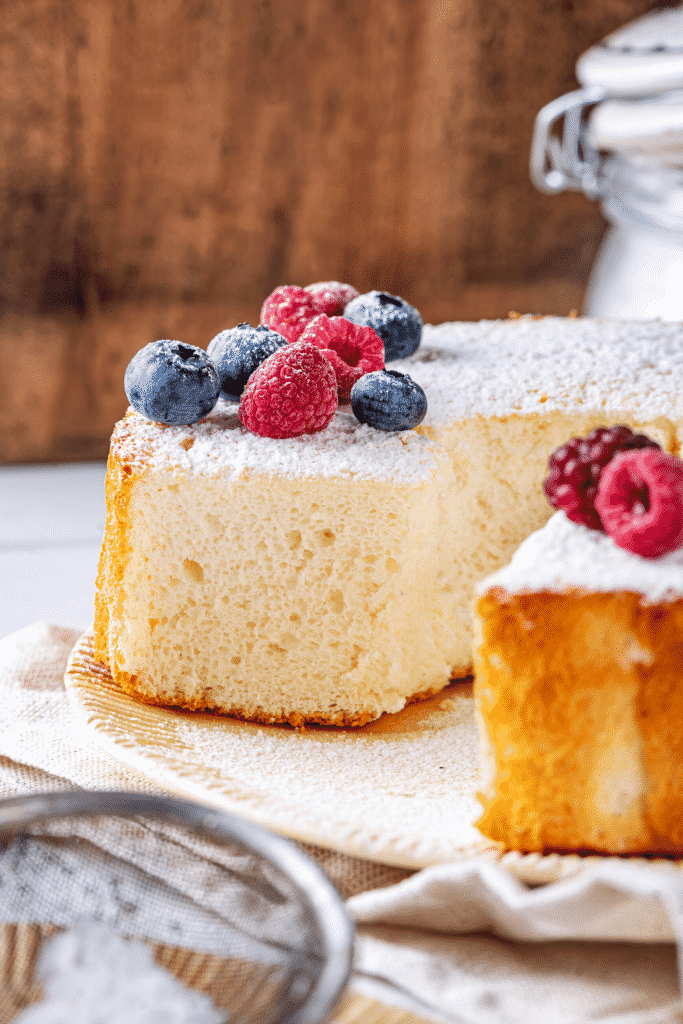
[543,425,661,531]
[595,449,683,557]
[304,281,360,317]
[299,314,384,403]
[260,286,320,344]
[239,341,338,438]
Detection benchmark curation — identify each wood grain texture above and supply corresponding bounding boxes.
[1,0,661,462]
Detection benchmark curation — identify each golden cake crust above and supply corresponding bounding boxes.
[474,587,683,854]
[93,449,136,670]
[106,670,470,730]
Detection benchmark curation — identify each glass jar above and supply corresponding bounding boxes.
[530,4,683,320]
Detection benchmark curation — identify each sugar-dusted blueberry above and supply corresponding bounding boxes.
[207,323,286,401]
[124,340,220,425]
[343,290,422,361]
[350,369,427,431]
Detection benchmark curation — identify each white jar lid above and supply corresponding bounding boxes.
[577,4,683,97]
[588,91,683,161]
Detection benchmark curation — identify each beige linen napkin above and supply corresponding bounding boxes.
[2,622,683,1024]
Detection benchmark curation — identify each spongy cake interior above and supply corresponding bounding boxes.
[96,411,456,725]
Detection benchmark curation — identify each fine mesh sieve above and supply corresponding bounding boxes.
[0,791,354,1024]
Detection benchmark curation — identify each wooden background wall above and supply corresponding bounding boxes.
[1,0,660,463]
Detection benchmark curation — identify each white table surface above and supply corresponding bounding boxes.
[0,463,107,640]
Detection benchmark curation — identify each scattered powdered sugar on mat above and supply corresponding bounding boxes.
[66,634,489,867]
[15,920,223,1024]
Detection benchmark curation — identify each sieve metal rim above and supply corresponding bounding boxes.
[0,789,354,1024]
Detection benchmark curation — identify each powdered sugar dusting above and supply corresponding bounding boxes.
[16,920,222,1024]
[111,317,683,484]
[112,406,441,484]
[479,510,683,602]
[399,317,683,425]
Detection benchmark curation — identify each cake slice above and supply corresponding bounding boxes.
[95,317,683,725]
[473,506,683,855]
[95,410,455,725]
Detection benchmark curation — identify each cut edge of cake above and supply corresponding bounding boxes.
[95,410,465,727]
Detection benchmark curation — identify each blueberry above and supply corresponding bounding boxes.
[124,340,220,425]
[207,323,286,401]
[343,291,422,361]
[350,369,427,431]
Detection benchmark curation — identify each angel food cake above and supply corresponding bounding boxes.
[473,505,683,855]
[94,316,683,726]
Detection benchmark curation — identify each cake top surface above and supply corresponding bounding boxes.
[479,510,683,601]
[112,316,683,481]
[401,316,683,425]
[112,404,444,483]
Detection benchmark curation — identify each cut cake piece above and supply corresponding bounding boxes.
[95,317,683,725]
[95,411,455,726]
[473,510,683,854]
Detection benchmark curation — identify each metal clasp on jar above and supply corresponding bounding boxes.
[530,86,607,198]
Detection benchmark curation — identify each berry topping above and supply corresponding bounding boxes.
[304,281,360,316]
[350,369,427,432]
[207,323,286,401]
[343,290,423,361]
[595,449,683,558]
[299,314,384,403]
[543,425,661,531]
[124,340,220,426]
[260,285,320,344]
[239,341,338,438]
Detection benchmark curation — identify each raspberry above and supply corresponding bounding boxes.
[595,449,683,557]
[260,286,320,344]
[299,314,384,403]
[304,281,360,316]
[239,342,338,438]
[543,425,661,531]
